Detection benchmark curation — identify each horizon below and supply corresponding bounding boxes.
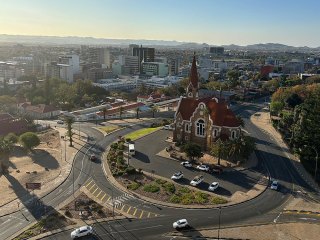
[1,0,320,47]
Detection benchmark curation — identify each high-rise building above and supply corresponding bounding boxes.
[59,54,80,74]
[132,45,155,72]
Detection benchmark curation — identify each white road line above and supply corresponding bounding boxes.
[273,212,282,223]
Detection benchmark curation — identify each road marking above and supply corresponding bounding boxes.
[133,208,138,216]
[92,187,99,195]
[88,184,96,192]
[273,212,282,223]
[86,179,94,188]
[147,212,151,218]
[101,193,106,201]
[126,206,132,214]
[120,205,126,211]
[139,210,144,218]
[96,190,103,198]
[107,196,111,201]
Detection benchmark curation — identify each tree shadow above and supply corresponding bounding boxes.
[132,151,150,163]
[30,149,59,170]
[177,226,205,239]
[4,173,57,221]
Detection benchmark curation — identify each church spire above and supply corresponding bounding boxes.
[186,53,199,99]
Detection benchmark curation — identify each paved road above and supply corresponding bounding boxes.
[2,102,320,239]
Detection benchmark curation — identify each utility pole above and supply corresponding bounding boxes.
[217,207,222,240]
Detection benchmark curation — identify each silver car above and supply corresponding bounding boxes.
[70,225,93,239]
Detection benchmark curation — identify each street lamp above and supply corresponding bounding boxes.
[304,145,318,181]
[217,207,222,240]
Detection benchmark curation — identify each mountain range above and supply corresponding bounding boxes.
[0,34,319,52]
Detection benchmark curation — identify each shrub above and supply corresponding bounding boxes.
[169,195,181,203]
[143,184,160,193]
[210,197,228,205]
[19,132,40,151]
[194,192,209,204]
[117,142,124,150]
[128,182,140,190]
[110,143,118,149]
[5,133,18,143]
[125,166,136,174]
[64,209,72,218]
[178,187,191,194]
[163,182,175,194]
[181,195,193,205]
[116,156,124,166]
[155,179,167,185]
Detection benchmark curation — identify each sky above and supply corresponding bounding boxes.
[1,0,320,47]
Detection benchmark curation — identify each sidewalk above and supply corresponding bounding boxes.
[251,111,320,193]
[0,127,88,217]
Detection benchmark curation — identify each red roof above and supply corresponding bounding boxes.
[176,97,240,127]
[189,55,198,88]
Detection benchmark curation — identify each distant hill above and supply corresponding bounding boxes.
[0,34,319,51]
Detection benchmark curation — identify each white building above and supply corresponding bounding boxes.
[141,62,169,77]
[59,54,80,74]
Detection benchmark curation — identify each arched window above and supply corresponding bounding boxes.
[231,130,236,139]
[196,119,205,136]
[213,129,218,137]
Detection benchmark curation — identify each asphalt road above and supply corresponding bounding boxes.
[1,102,320,240]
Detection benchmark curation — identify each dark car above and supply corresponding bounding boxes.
[209,166,223,174]
[89,154,97,161]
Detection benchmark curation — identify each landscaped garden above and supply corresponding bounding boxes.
[98,124,121,134]
[123,127,161,141]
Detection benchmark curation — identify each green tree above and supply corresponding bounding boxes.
[0,137,14,173]
[210,138,231,165]
[19,132,40,151]
[136,107,141,119]
[64,117,74,147]
[182,142,203,161]
[270,101,284,116]
[119,106,124,120]
[229,135,256,162]
[5,133,18,144]
[101,107,107,121]
[151,105,159,118]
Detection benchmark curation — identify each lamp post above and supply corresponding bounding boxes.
[217,207,222,240]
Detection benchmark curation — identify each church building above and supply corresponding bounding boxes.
[173,55,241,150]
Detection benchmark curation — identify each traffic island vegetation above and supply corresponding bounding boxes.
[123,127,161,141]
[98,125,121,134]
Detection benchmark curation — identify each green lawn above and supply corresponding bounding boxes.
[98,125,121,134]
[124,127,161,141]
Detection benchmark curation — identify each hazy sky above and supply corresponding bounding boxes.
[1,0,320,47]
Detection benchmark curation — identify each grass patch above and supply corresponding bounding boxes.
[124,127,161,141]
[194,192,209,204]
[169,195,181,203]
[128,182,141,190]
[178,187,191,194]
[98,125,120,134]
[143,183,160,193]
[210,196,228,204]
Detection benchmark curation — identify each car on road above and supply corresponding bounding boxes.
[173,219,189,229]
[196,164,210,172]
[190,175,204,186]
[57,120,64,124]
[89,154,97,161]
[270,180,279,190]
[208,182,219,191]
[70,225,93,239]
[210,166,223,174]
[181,161,192,168]
[163,125,174,130]
[171,171,183,180]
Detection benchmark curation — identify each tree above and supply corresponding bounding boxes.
[19,132,40,151]
[210,139,231,165]
[65,117,74,147]
[236,115,245,128]
[0,137,14,173]
[182,143,203,161]
[270,101,284,116]
[119,106,124,120]
[228,135,256,162]
[5,133,18,144]
[285,93,303,108]
[101,107,107,121]
[151,105,159,118]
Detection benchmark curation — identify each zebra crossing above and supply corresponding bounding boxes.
[84,178,160,218]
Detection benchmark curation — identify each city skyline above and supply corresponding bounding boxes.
[1,0,320,47]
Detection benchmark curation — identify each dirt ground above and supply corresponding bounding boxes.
[0,128,85,208]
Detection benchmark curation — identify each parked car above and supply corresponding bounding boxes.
[70,225,93,239]
[89,154,97,161]
[270,180,279,190]
[171,171,183,180]
[57,120,64,124]
[190,175,204,186]
[208,182,219,192]
[181,161,192,168]
[196,164,210,172]
[210,166,223,174]
[173,219,189,229]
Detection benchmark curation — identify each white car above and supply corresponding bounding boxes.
[163,125,174,130]
[57,120,64,124]
[173,219,189,229]
[181,161,192,168]
[171,171,183,180]
[196,164,210,172]
[190,175,204,186]
[270,180,278,190]
[208,182,219,191]
[70,225,93,239]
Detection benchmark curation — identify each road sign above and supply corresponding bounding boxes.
[26,183,41,190]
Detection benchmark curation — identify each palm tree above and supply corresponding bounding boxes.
[0,138,14,173]
[151,105,159,118]
[102,107,107,121]
[64,117,74,147]
[136,107,141,119]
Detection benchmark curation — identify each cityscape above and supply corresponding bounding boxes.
[0,1,320,240]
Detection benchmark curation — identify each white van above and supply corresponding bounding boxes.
[128,144,135,156]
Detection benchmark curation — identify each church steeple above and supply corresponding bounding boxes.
[186,54,199,99]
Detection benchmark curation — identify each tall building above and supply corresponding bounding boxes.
[132,45,155,72]
[84,47,111,67]
[59,54,80,74]
[141,62,169,77]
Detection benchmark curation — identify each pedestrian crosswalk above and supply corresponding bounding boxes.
[84,178,160,219]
